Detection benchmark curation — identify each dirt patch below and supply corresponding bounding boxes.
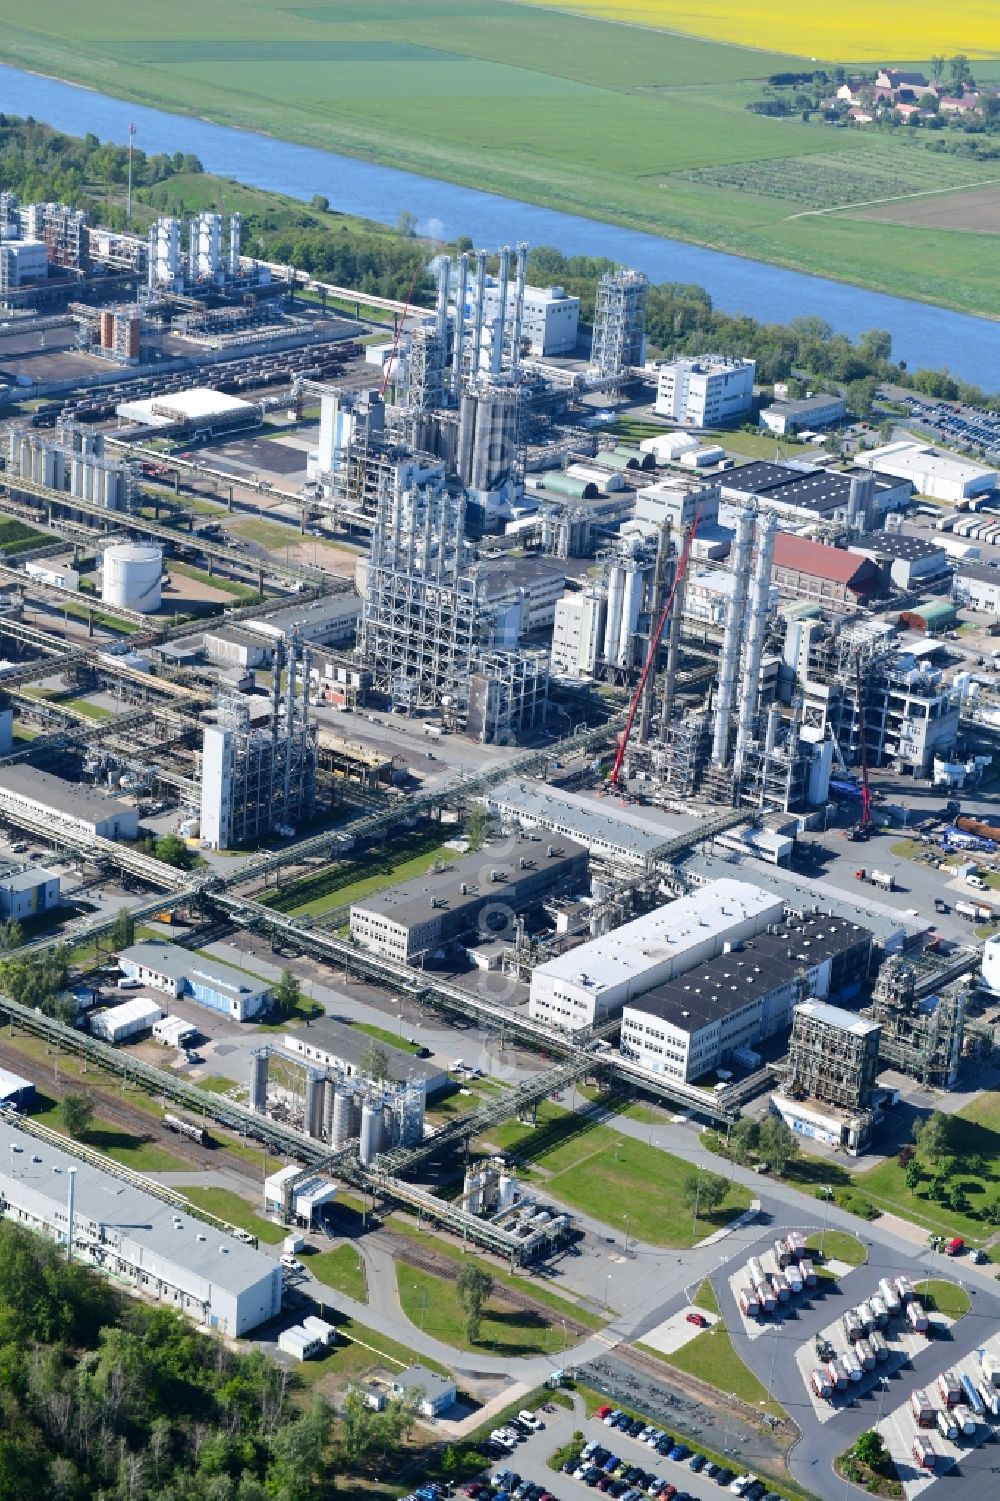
[851,182,1000,234]
[161,569,241,606]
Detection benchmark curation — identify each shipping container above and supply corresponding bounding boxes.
[936,1409,958,1441]
[827,1359,849,1392]
[869,1330,890,1363]
[811,1368,833,1399]
[799,1258,817,1289]
[895,1275,914,1304]
[879,1278,902,1315]
[854,1338,876,1372]
[938,1370,962,1407]
[911,1389,936,1428]
[907,1299,930,1334]
[954,1404,976,1437]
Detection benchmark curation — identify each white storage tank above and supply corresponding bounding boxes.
[102,542,163,612]
[359,1097,385,1166]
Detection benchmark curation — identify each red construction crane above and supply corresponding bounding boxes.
[608,512,700,789]
[379,261,422,400]
[855,654,873,838]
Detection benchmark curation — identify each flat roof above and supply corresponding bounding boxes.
[394,1363,455,1398]
[1,765,133,820]
[244,594,361,636]
[532,879,783,993]
[0,863,57,892]
[284,1018,445,1087]
[765,394,845,416]
[849,531,948,561]
[858,441,997,484]
[624,915,871,1033]
[955,562,1000,585]
[476,556,567,599]
[483,778,682,860]
[794,998,880,1037]
[120,940,269,1000]
[352,836,587,929]
[0,1067,32,1096]
[721,462,908,514]
[117,387,255,428]
[0,1115,277,1295]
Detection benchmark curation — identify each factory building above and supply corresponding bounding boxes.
[856,440,998,503]
[0,766,138,840]
[771,534,882,608]
[802,651,961,778]
[282,1017,448,1095]
[263,1165,338,1226]
[952,562,1000,615]
[116,387,258,436]
[117,940,271,1021]
[0,1067,34,1110]
[619,913,872,1082]
[24,559,79,591]
[481,777,681,868]
[653,356,755,426]
[759,393,847,435]
[529,878,784,1029]
[0,860,60,920]
[847,531,950,591]
[478,556,569,635]
[0,1116,282,1335]
[0,238,48,292]
[773,999,881,1154]
[244,595,362,649]
[202,627,272,671]
[720,462,911,524]
[199,635,317,849]
[482,280,579,357]
[551,585,607,677]
[351,835,588,965]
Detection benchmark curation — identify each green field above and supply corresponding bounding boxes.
[29,1090,191,1174]
[805,1229,867,1266]
[309,1244,369,1303]
[181,1185,286,1243]
[483,1101,750,1246]
[647,1317,785,1418]
[913,1279,971,1320]
[396,1264,567,1356]
[262,830,461,918]
[1,1,999,315]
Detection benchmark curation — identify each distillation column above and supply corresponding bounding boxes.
[733,513,777,788]
[659,522,691,741]
[711,506,754,766]
[639,520,671,745]
[450,251,469,399]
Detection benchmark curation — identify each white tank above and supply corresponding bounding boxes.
[603,563,626,664]
[618,561,644,668]
[330,1084,360,1149]
[498,1173,517,1211]
[102,542,162,612]
[359,1098,385,1166]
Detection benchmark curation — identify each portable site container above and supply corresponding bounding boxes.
[811,1368,833,1399]
[739,1287,760,1319]
[869,1330,890,1363]
[785,1263,803,1295]
[771,1273,790,1303]
[869,1294,889,1327]
[937,1370,962,1407]
[843,1352,863,1384]
[980,1351,1000,1388]
[977,1382,1000,1417]
[773,1238,793,1269]
[799,1258,817,1289]
[907,1300,930,1334]
[879,1278,902,1315]
[936,1409,958,1441]
[854,1338,876,1372]
[786,1231,806,1260]
[843,1309,864,1343]
[911,1390,936,1428]
[89,996,163,1043]
[895,1275,914,1304]
[953,1404,976,1437]
[827,1359,849,1392]
[960,1374,984,1417]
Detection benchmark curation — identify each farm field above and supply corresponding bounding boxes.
[0,1,998,314]
[855,182,1000,235]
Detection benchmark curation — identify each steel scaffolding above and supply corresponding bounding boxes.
[590,267,648,385]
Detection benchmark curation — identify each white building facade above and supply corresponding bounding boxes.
[654,357,755,426]
[550,588,606,677]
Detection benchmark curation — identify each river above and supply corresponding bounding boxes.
[2,61,998,388]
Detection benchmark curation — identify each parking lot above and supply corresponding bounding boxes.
[876,1338,1000,1499]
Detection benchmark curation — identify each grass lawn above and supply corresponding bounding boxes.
[392,1218,610,1329]
[228,517,306,550]
[262,830,459,918]
[0,517,48,554]
[805,1229,867,1266]
[28,1090,191,1173]
[692,1278,721,1315]
[483,1100,750,1247]
[351,1021,421,1055]
[195,1073,240,1094]
[297,1313,450,1384]
[309,1244,368,1304]
[63,697,113,720]
[713,429,814,462]
[182,1186,286,1243]
[641,1319,785,1419]
[397,1265,570,1358]
[914,1278,971,1320]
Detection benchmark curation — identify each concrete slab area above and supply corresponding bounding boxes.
[792,1299,952,1425]
[876,1338,1000,1499]
[639,1305,717,1356]
[726,1244,859,1341]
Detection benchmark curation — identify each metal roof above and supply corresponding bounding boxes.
[793,998,880,1037]
[849,531,947,562]
[773,534,879,586]
[483,778,682,860]
[283,1018,446,1089]
[1,765,134,820]
[120,940,270,1001]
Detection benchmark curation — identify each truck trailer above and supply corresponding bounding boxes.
[799,1258,818,1289]
[911,1390,936,1428]
[879,1278,902,1315]
[937,1370,962,1407]
[912,1437,936,1470]
[907,1299,930,1334]
[811,1368,833,1400]
[953,1404,977,1437]
[936,1408,959,1441]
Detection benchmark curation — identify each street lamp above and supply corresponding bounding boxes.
[623,1214,631,1258]
[820,1184,832,1259]
[605,1273,612,1314]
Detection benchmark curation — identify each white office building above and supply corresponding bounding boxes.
[550,587,606,677]
[0,238,48,292]
[653,357,755,426]
[855,440,998,503]
[481,281,579,357]
[0,1117,282,1336]
[528,878,784,1029]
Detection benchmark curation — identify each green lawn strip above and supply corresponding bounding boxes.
[641,1319,785,1418]
[309,1244,369,1304]
[51,598,142,633]
[693,1278,721,1315]
[396,1264,568,1358]
[28,1091,191,1173]
[0,518,49,553]
[261,830,457,918]
[913,1278,971,1320]
[351,1021,421,1055]
[169,560,264,602]
[194,1073,240,1094]
[483,1100,749,1247]
[228,517,307,549]
[62,697,113,720]
[335,1314,450,1380]
[715,429,813,461]
[391,1217,609,1329]
[181,1185,285,1243]
[804,1230,867,1267]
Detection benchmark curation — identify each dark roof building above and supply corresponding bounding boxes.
[847,530,950,589]
[721,461,912,521]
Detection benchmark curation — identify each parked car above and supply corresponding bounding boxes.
[688,1457,705,1474]
[686,1312,708,1328]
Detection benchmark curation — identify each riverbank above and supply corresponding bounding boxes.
[0,3,998,322]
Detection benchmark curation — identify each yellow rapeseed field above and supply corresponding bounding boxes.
[515,0,1000,62]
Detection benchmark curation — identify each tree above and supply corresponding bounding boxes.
[949,54,972,88]
[729,1117,759,1165]
[905,1160,922,1192]
[395,210,418,238]
[456,1263,494,1344]
[272,970,302,1019]
[110,908,135,951]
[947,1182,968,1213]
[854,1429,887,1469]
[59,1091,94,1140]
[897,1143,915,1168]
[913,1110,954,1162]
[465,805,488,852]
[681,1169,728,1220]
[757,1115,799,1175]
[0,918,23,952]
[931,55,946,82]
[309,194,329,213]
[154,832,193,870]
[359,1039,390,1083]
[846,376,878,422]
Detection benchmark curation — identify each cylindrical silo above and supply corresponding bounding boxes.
[359,1097,385,1166]
[304,1068,326,1139]
[330,1083,359,1149]
[602,563,626,665]
[618,560,644,669]
[250,1047,269,1114]
[498,1173,517,1212]
[102,542,162,612]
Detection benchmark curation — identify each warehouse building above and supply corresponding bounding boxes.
[351,836,588,965]
[771,534,882,608]
[619,913,872,1082]
[202,627,271,671]
[282,1017,449,1096]
[759,393,846,435]
[0,766,138,840]
[653,356,755,426]
[117,940,271,1021]
[244,594,362,649]
[720,462,911,524]
[528,878,784,1029]
[856,440,998,503]
[0,860,60,920]
[953,562,1000,615]
[115,387,258,436]
[0,1116,282,1334]
[481,778,681,868]
[847,531,950,591]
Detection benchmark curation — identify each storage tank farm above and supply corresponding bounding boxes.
[102,542,162,612]
[246,1047,426,1160]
